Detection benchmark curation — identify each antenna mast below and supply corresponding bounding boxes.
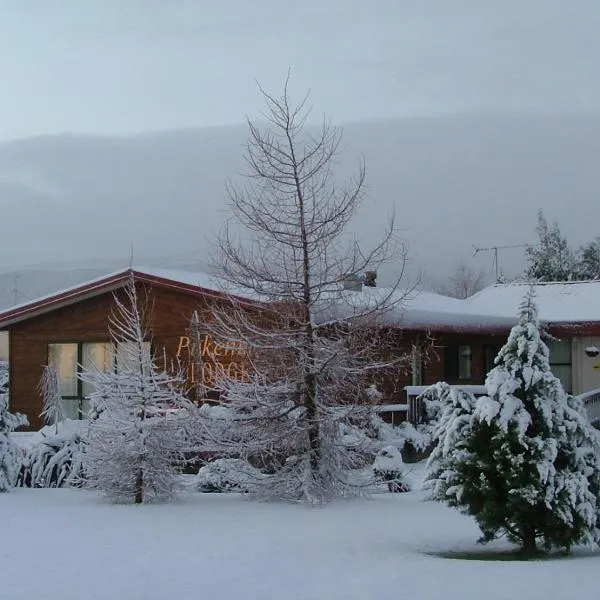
[473,243,532,283]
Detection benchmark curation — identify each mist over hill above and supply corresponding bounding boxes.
[1,111,599,307]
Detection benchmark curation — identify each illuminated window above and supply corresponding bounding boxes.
[47,341,151,420]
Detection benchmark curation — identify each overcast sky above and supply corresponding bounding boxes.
[2,1,600,141]
[1,1,599,295]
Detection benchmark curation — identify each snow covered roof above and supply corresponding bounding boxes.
[0,266,259,329]
[5,268,596,335]
[464,281,600,325]
[317,287,517,333]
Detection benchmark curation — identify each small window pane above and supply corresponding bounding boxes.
[48,343,78,397]
[80,397,91,420]
[549,339,571,364]
[485,345,501,373]
[116,341,152,374]
[458,345,472,380]
[443,346,459,381]
[60,398,80,420]
[551,364,572,394]
[82,343,114,397]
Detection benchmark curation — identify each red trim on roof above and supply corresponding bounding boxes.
[0,271,131,328]
[0,269,262,330]
[130,271,255,306]
[548,322,600,337]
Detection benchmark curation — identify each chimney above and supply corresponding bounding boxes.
[343,273,363,292]
[364,271,377,287]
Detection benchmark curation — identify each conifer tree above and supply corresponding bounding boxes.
[81,275,193,504]
[426,289,600,555]
[575,237,600,280]
[525,210,576,281]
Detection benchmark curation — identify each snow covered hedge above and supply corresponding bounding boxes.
[1,392,28,492]
[196,458,267,493]
[372,445,409,492]
[17,420,86,488]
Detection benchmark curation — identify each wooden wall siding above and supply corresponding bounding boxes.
[7,279,511,430]
[8,283,250,430]
[422,332,507,387]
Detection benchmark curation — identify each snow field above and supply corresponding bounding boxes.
[2,472,598,600]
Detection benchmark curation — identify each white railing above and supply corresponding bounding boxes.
[576,388,600,424]
[404,385,488,425]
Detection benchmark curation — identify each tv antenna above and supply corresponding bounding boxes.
[473,243,533,283]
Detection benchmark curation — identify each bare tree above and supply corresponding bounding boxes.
[81,275,193,504]
[439,259,486,299]
[200,77,410,503]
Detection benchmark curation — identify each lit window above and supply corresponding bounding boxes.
[46,341,151,420]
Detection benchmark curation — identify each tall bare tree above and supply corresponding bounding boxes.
[200,78,409,503]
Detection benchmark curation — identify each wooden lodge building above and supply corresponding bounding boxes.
[0,267,599,430]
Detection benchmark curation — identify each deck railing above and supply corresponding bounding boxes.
[576,388,600,424]
[404,385,487,425]
[404,386,600,426]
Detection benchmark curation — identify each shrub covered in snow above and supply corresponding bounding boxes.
[38,365,65,432]
[372,445,409,492]
[18,420,86,488]
[196,458,266,493]
[0,394,28,492]
[0,361,8,395]
[425,289,600,555]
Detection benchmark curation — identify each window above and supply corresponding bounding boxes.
[443,344,472,382]
[47,341,151,420]
[548,337,572,393]
[484,345,502,373]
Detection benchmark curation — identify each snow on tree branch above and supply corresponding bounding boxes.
[199,76,413,503]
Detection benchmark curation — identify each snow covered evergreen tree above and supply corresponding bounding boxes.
[0,394,28,492]
[575,237,600,280]
[525,210,577,281]
[200,77,408,503]
[38,365,65,434]
[425,289,600,555]
[81,275,194,504]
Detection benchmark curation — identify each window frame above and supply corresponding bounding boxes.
[548,337,573,394]
[484,344,502,374]
[46,340,153,419]
[443,344,473,383]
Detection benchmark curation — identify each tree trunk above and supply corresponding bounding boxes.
[521,525,537,556]
[305,372,320,474]
[134,468,143,504]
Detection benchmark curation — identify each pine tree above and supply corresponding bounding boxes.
[81,275,194,504]
[525,210,576,282]
[575,237,600,280]
[425,289,600,555]
[0,395,28,492]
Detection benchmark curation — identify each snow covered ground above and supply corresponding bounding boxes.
[2,465,598,600]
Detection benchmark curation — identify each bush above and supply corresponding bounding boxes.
[196,458,266,493]
[372,445,410,492]
[18,421,86,488]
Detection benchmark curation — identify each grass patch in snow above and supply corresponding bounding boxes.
[429,548,573,562]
